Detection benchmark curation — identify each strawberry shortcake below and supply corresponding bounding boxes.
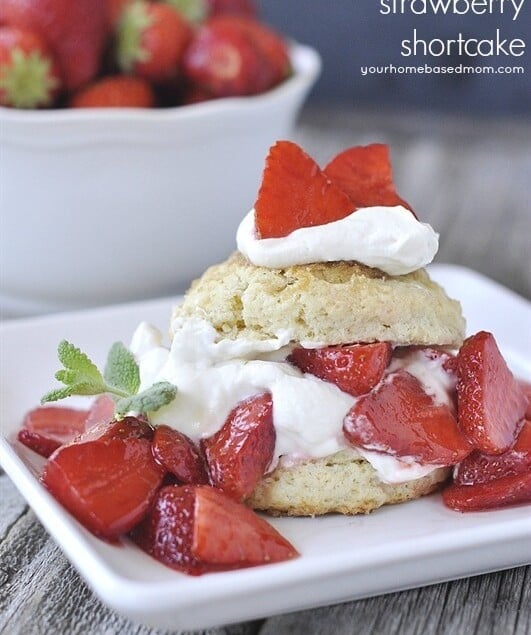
[128,141,528,516]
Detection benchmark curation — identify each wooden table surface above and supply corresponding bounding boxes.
[1,107,530,635]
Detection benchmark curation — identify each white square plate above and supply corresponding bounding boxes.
[1,264,530,631]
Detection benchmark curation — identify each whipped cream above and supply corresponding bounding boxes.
[130,319,448,484]
[236,206,439,275]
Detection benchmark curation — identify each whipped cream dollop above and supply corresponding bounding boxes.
[130,319,448,484]
[236,206,439,275]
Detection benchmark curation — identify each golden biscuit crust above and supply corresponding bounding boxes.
[173,252,465,346]
[247,451,450,516]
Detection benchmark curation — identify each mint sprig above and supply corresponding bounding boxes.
[41,340,176,417]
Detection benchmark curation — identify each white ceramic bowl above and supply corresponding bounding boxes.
[0,43,321,316]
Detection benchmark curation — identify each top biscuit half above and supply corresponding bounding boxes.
[172,252,465,347]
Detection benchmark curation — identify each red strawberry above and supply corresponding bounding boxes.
[207,0,257,18]
[201,393,275,500]
[181,84,215,105]
[211,16,290,85]
[152,425,209,484]
[83,394,116,430]
[79,415,154,443]
[107,0,134,29]
[254,141,354,239]
[454,419,531,486]
[518,380,531,419]
[17,406,88,458]
[132,484,298,574]
[343,370,472,465]
[288,343,392,397]
[70,75,155,108]
[0,26,61,108]
[116,2,193,83]
[42,437,164,540]
[323,144,413,213]
[443,472,531,512]
[456,331,527,454]
[182,16,276,97]
[0,0,107,92]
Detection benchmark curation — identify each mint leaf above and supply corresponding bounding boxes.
[115,382,177,417]
[104,342,140,395]
[41,386,78,403]
[57,340,103,383]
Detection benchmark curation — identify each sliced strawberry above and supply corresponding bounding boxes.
[254,141,354,239]
[132,485,298,575]
[152,425,209,484]
[288,342,392,397]
[323,144,413,214]
[201,393,275,500]
[456,331,527,454]
[454,419,531,486]
[84,394,116,430]
[193,485,298,565]
[343,370,472,465]
[78,415,153,443]
[17,406,88,458]
[42,438,164,540]
[518,380,531,419]
[443,472,531,512]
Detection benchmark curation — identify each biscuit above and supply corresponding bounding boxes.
[173,252,465,347]
[247,451,450,516]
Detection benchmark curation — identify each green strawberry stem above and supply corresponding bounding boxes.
[165,0,209,23]
[117,1,153,72]
[0,48,58,108]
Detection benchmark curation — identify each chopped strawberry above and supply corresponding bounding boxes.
[518,380,531,419]
[343,370,472,465]
[70,75,155,108]
[207,0,257,18]
[84,394,116,430]
[454,419,531,486]
[456,331,527,454]
[132,485,298,574]
[0,26,61,108]
[182,16,278,97]
[152,425,209,484]
[42,437,164,540]
[116,2,193,83]
[0,0,107,91]
[17,406,88,458]
[254,141,354,239]
[288,342,392,397]
[443,472,531,512]
[78,415,154,443]
[323,144,413,214]
[201,393,275,500]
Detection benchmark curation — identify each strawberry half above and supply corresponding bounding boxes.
[78,415,154,443]
[132,484,298,575]
[288,343,392,397]
[17,406,88,458]
[152,425,209,484]
[454,419,531,486]
[443,473,531,512]
[343,370,472,465]
[323,144,412,213]
[254,141,354,239]
[456,331,527,454]
[201,393,275,500]
[42,437,164,540]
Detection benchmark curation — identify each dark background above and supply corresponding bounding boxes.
[257,0,530,115]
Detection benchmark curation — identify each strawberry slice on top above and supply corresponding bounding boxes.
[254,141,353,239]
[323,144,412,213]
